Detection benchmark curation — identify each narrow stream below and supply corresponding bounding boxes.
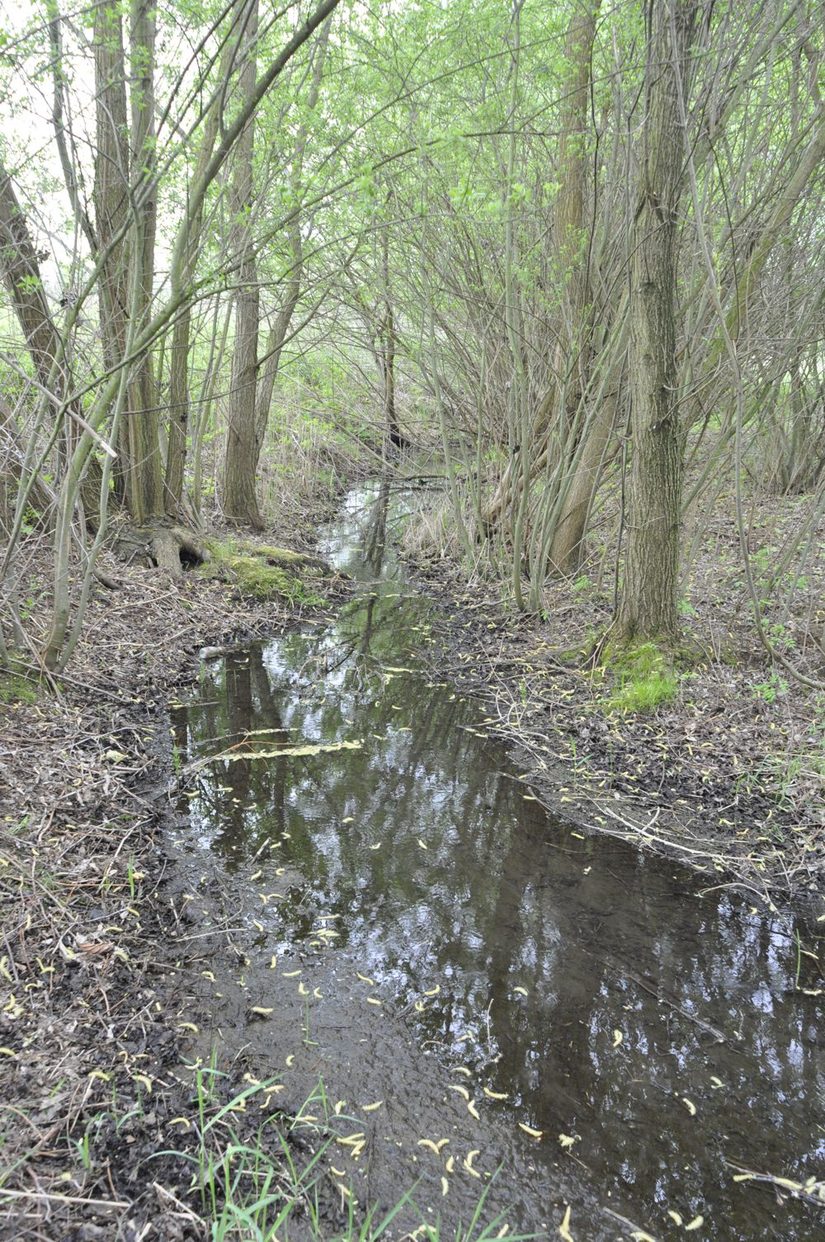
[171,483,822,1240]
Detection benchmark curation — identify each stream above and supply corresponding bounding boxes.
[170,482,822,1240]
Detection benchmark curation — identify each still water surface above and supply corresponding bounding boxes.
[172,484,822,1239]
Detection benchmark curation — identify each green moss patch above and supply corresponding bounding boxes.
[0,670,39,705]
[600,639,679,714]
[200,538,327,606]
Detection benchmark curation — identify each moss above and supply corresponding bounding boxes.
[234,541,306,566]
[600,639,679,714]
[200,538,327,606]
[0,671,39,705]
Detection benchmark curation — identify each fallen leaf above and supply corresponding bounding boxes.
[463,1150,482,1179]
[559,1204,574,1241]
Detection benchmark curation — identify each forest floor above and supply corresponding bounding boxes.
[406,485,825,918]
[1,479,823,1240]
[0,511,362,1241]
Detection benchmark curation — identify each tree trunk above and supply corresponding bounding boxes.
[125,0,163,525]
[0,156,81,523]
[164,30,236,518]
[93,0,131,505]
[222,0,264,529]
[485,2,600,551]
[617,0,700,641]
[544,0,605,572]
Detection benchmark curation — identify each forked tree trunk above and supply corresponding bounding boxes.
[484,2,600,551]
[617,0,700,641]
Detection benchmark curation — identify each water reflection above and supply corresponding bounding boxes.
[173,483,823,1239]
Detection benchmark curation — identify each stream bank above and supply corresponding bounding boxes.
[0,525,354,1241]
[401,487,824,913]
[167,483,822,1241]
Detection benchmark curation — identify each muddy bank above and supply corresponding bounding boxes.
[402,505,824,913]
[0,535,352,1241]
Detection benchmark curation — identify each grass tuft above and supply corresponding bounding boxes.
[601,639,679,714]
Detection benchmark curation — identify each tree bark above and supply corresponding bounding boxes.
[617,0,701,641]
[222,0,264,529]
[125,0,163,525]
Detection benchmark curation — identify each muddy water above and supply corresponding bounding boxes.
[171,484,823,1240]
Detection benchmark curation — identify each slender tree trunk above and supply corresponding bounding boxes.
[379,216,402,457]
[93,0,131,504]
[617,0,701,641]
[164,31,236,517]
[223,0,264,529]
[126,0,163,525]
[252,14,331,494]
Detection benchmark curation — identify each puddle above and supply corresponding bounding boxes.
[170,482,823,1239]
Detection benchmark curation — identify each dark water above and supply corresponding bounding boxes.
[172,483,823,1240]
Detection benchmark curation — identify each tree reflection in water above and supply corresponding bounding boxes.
[173,482,822,1240]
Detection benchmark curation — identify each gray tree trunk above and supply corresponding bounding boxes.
[223,0,264,529]
[617,0,701,641]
